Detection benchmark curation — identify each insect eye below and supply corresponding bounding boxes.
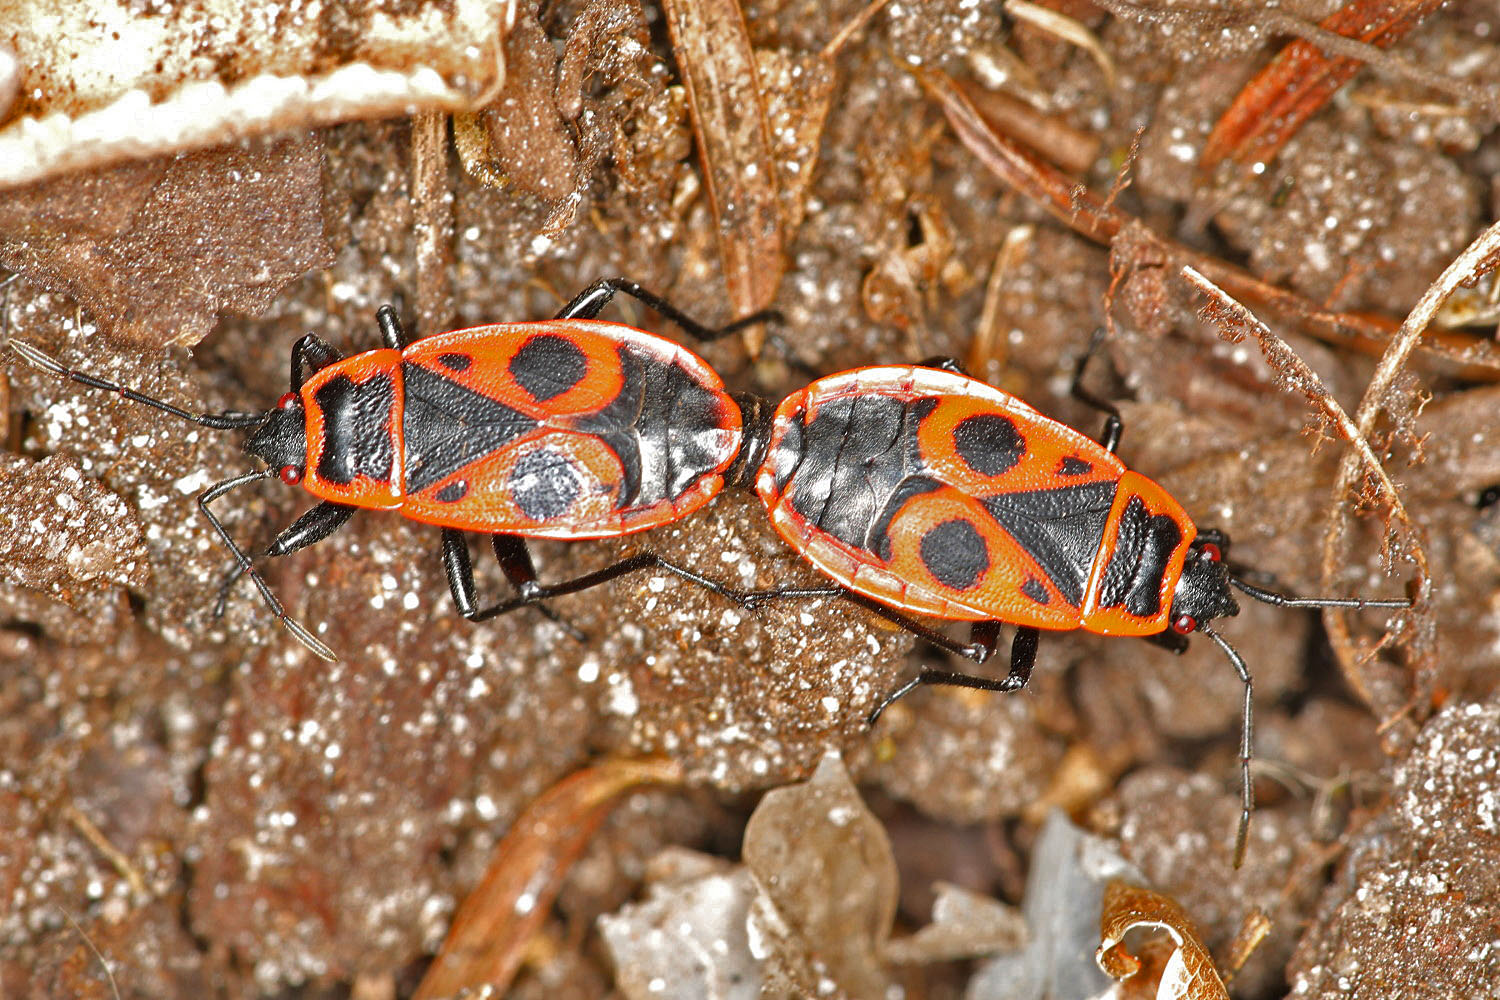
[278,392,299,410]
[1171,614,1197,635]
[1200,542,1222,562]
[279,466,303,485]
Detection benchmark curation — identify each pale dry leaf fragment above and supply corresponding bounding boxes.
[0,0,515,188]
[741,753,897,998]
[598,850,762,1000]
[968,810,1130,1000]
[882,882,1027,965]
[1096,880,1230,1000]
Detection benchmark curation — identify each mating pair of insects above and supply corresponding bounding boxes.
[11,277,1409,863]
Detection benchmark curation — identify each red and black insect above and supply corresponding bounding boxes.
[733,348,1409,863]
[9,279,773,660]
[12,278,1408,861]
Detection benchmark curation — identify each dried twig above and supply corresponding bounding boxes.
[919,64,1500,374]
[1195,0,1460,171]
[64,804,147,900]
[1320,222,1500,726]
[1180,266,1421,715]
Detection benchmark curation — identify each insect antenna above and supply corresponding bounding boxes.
[8,339,266,429]
[9,338,335,661]
[197,470,336,661]
[1198,624,1254,869]
[1208,579,1408,867]
[1228,576,1411,611]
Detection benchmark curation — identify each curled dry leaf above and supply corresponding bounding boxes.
[1319,224,1500,735]
[0,0,514,189]
[414,757,683,1000]
[1097,880,1230,1000]
[0,134,334,348]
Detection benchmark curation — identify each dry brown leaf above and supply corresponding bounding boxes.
[660,0,785,326]
[0,133,333,348]
[1097,880,1230,1000]
[414,757,683,1000]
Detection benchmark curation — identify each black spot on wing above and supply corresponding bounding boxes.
[953,413,1024,476]
[1021,576,1050,605]
[437,352,472,372]
[1057,456,1092,476]
[1097,494,1183,617]
[509,334,587,401]
[435,480,468,503]
[509,449,581,521]
[920,518,989,591]
[979,480,1117,607]
[313,373,395,485]
[402,362,538,492]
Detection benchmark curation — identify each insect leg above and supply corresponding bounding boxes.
[555,277,782,342]
[290,335,344,391]
[376,305,414,350]
[441,531,586,639]
[213,501,357,615]
[866,624,1040,727]
[460,550,751,621]
[916,356,969,376]
[1068,328,1123,453]
[732,583,995,661]
[198,470,336,660]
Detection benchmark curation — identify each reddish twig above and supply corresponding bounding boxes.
[919,65,1500,374]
